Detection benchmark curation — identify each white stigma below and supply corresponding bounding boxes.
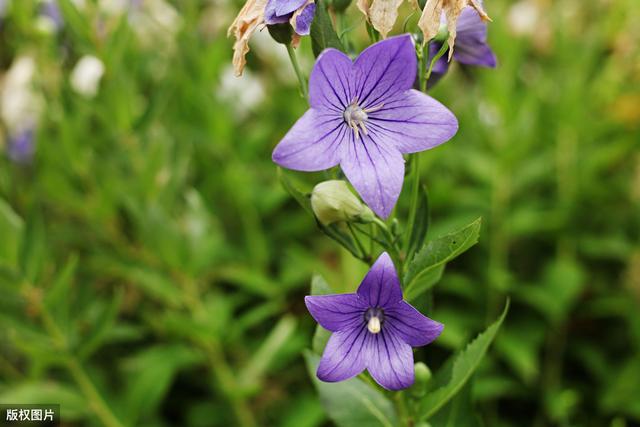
[367,316,381,334]
[343,97,384,140]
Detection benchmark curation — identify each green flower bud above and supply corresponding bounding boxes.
[311,180,375,226]
[410,362,432,398]
[267,23,293,45]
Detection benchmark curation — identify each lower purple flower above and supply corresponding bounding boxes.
[429,6,497,87]
[305,252,444,390]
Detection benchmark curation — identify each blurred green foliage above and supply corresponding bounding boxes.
[0,0,639,426]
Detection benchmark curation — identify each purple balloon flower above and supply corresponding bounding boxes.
[305,252,444,390]
[272,35,458,218]
[428,6,497,86]
[264,0,316,36]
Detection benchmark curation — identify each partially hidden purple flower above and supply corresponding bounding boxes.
[265,0,315,36]
[305,252,444,390]
[428,6,497,87]
[7,127,35,164]
[272,35,458,218]
[40,0,64,31]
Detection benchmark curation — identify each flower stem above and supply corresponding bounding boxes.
[404,153,421,256]
[418,42,428,93]
[348,222,369,261]
[286,43,308,100]
[425,41,449,84]
[372,218,402,268]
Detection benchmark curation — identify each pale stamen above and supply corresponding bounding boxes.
[367,316,381,334]
[343,97,384,140]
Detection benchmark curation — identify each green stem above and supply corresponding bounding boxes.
[286,43,308,100]
[348,222,368,261]
[394,392,410,426]
[373,218,402,269]
[418,42,428,93]
[425,41,449,84]
[404,153,421,251]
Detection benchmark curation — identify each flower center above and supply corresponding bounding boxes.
[364,307,385,334]
[343,97,384,140]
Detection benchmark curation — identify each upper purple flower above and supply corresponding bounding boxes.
[264,0,316,36]
[305,252,444,390]
[272,35,458,218]
[428,6,497,86]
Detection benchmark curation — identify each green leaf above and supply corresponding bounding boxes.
[123,344,204,425]
[0,382,88,420]
[429,382,482,427]
[311,274,332,296]
[418,299,510,420]
[404,218,482,300]
[19,213,46,283]
[310,0,345,57]
[0,198,23,270]
[304,351,398,427]
[239,315,297,386]
[406,185,430,261]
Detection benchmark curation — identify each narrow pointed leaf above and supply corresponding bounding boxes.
[419,300,510,420]
[404,218,481,299]
[310,0,345,57]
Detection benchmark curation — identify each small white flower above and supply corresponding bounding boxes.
[0,56,43,135]
[507,0,540,36]
[70,55,105,98]
[217,65,265,119]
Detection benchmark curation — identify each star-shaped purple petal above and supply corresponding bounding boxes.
[304,252,444,390]
[273,35,458,218]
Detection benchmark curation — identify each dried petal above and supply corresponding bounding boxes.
[356,0,370,21]
[369,0,404,38]
[227,0,268,76]
[418,0,491,58]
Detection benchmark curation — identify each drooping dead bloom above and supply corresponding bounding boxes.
[356,0,406,39]
[227,0,268,76]
[357,0,490,58]
[418,0,491,59]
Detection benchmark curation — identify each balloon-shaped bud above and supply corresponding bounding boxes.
[411,362,432,397]
[311,180,375,226]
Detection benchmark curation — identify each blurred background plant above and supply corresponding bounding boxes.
[0,0,638,426]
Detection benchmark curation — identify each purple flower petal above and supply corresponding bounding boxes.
[365,329,414,390]
[340,134,404,219]
[274,0,307,18]
[317,326,369,382]
[385,301,444,346]
[456,6,488,42]
[368,89,458,154]
[356,252,403,308]
[309,48,354,111]
[353,34,417,109]
[272,109,344,171]
[294,2,315,36]
[304,294,366,332]
[426,42,450,88]
[454,41,497,67]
